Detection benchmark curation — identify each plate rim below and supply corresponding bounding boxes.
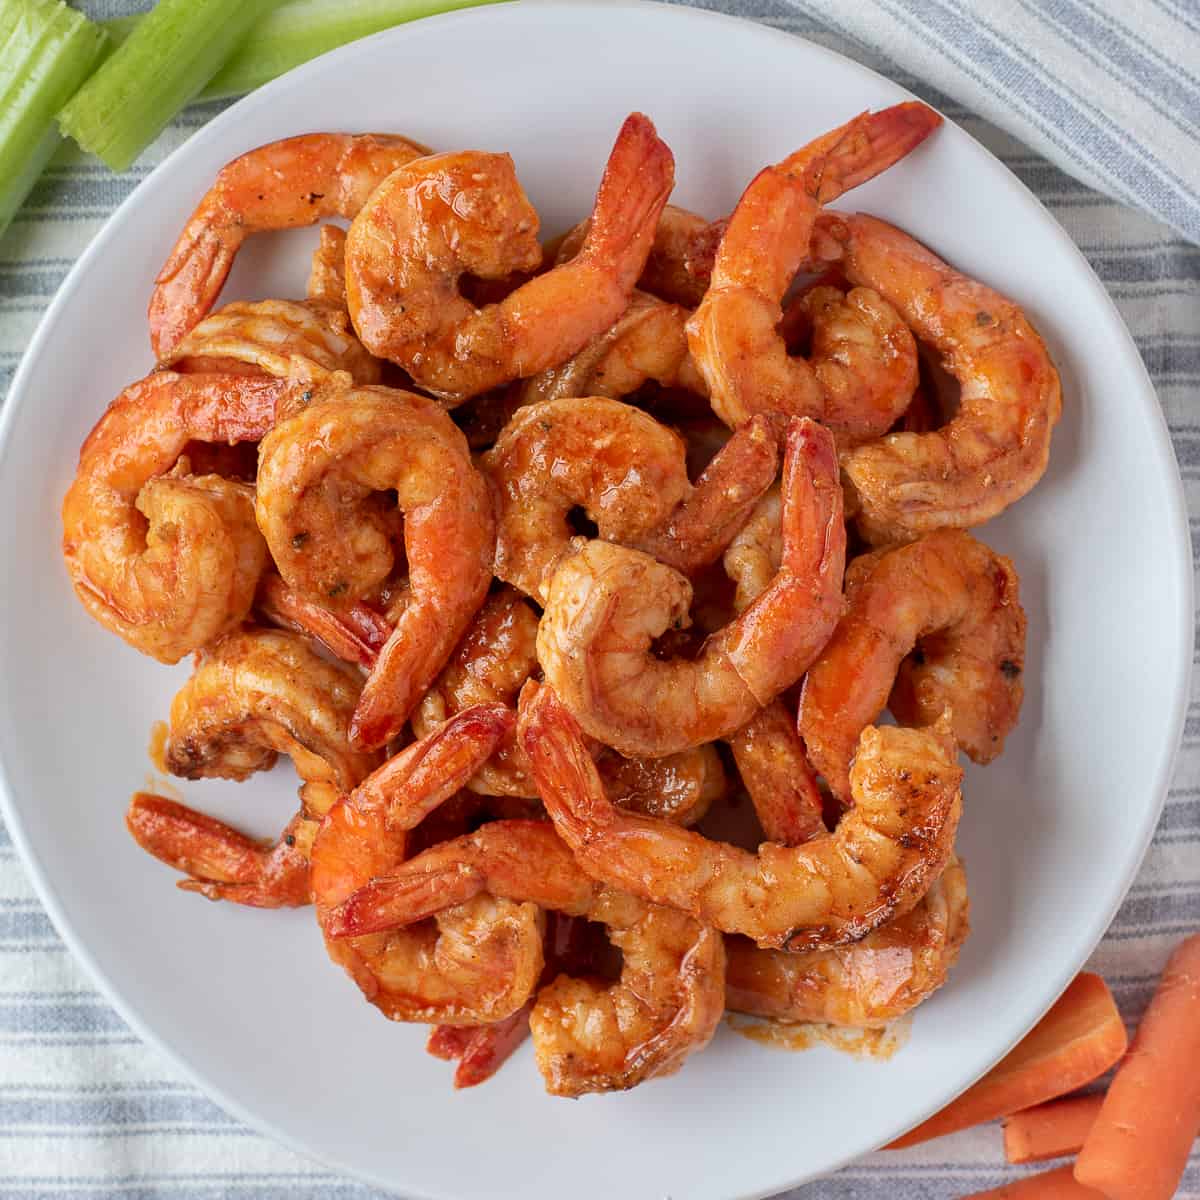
[0,1,1191,1195]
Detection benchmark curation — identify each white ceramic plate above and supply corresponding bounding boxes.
[0,3,1190,1197]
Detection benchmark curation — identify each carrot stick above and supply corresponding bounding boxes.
[887,974,1127,1149]
[960,1164,1102,1199]
[1003,1094,1104,1164]
[1074,933,1200,1200]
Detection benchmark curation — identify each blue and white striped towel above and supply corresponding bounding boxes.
[1,0,1198,1196]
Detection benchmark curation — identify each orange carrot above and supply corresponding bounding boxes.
[887,974,1127,1149]
[959,1164,1102,1199]
[1074,933,1200,1200]
[1003,1094,1104,1164]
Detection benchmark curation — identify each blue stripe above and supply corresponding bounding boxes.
[0,1002,127,1036]
[1072,0,1200,91]
[1023,0,1200,143]
[883,0,1200,239]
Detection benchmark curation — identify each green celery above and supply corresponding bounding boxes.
[0,0,108,242]
[59,0,285,172]
[107,0,506,103]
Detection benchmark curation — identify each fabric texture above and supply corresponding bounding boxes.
[1,0,1198,1196]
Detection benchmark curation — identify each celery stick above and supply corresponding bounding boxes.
[101,15,139,50]
[204,0,505,99]
[59,0,285,172]
[0,0,108,241]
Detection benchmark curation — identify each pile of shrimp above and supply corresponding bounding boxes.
[62,101,1057,1098]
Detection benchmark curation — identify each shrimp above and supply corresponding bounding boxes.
[254,380,494,749]
[596,745,725,828]
[255,573,392,671]
[536,417,844,756]
[426,1002,533,1089]
[127,796,314,908]
[125,628,379,906]
[790,284,918,441]
[310,705,545,1025]
[519,683,962,951]
[412,588,541,797]
[307,225,348,309]
[149,132,431,358]
[725,856,969,1026]
[162,298,380,384]
[722,482,781,617]
[803,213,1063,541]
[555,205,726,309]
[686,103,940,434]
[326,820,725,1097]
[517,290,705,406]
[485,397,780,604]
[799,529,1026,803]
[411,587,725,821]
[61,372,305,663]
[727,699,825,846]
[344,113,674,401]
[156,628,378,814]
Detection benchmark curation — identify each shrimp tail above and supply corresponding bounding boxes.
[724,417,845,706]
[515,681,616,842]
[126,793,310,908]
[327,867,485,938]
[355,703,514,830]
[255,573,391,669]
[427,1003,533,1089]
[797,101,943,204]
[637,412,784,573]
[150,224,233,359]
[580,113,676,291]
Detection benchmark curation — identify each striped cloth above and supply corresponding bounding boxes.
[1,0,1197,1196]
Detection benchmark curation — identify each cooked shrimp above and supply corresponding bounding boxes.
[804,213,1062,541]
[725,856,969,1025]
[597,743,725,828]
[159,628,378,813]
[792,284,918,440]
[517,290,704,405]
[345,114,674,400]
[485,397,779,604]
[536,417,843,756]
[326,819,725,1097]
[799,529,1026,803]
[412,588,540,797]
[125,628,379,906]
[555,205,725,308]
[310,705,544,1025]
[127,795,314,908]
[255,573,392,671]
[426,1002,533,1089]
[411,587,726,820]
[727,699,825,845]
[149,132,431,357]
[723,483,781,615]
[62,372,304,663]
[255,380,494,748]
[519,683,962,951]
[686,103,940,433]
[307,225,348,308]
[163,298,380,384]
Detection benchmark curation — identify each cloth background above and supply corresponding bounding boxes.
[1,0,1197,1195]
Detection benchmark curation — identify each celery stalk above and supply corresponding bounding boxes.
[203,0,505,98]
[59,0,285,172]
[107,0,506,103]
[0,0,108,241]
